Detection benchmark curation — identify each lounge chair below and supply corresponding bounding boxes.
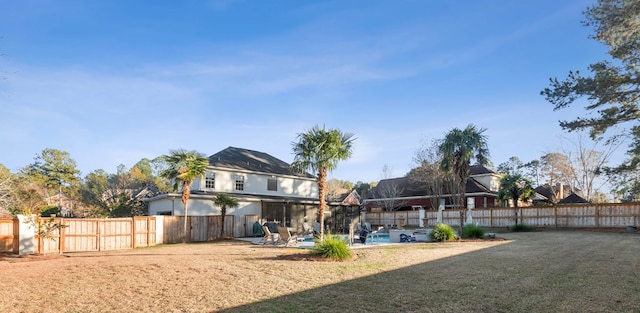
[302,222,313,236]
[277,227,298,247]
[259,225,278,245]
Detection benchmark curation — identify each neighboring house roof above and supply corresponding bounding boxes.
[534,184,556,202]
[208,146,314,178]
[534,184,586,204]
[327,189,361,206]
[558,193,590,204]
[367,174,494,200]
[102,187,158,202]
[367,165,497,199]
[466,177,493,194]
[469,164,497,175]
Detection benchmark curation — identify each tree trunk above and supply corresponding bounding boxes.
[220,207,226,238]
[459,180,465,230]
[182,182,191,243]
[318,168,327,240]
[183,206,189,243]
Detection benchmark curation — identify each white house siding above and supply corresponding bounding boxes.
[150,164,318,238]
[149,195,264,237]
[193,169,318,199]
[472,174,501,192]
[148,197,179,215]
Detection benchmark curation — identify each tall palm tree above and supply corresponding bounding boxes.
[498,174,535,225]
[439,124,490,226]
[160,149,209,243]
[214,194,239,238]
[291,125,355,239]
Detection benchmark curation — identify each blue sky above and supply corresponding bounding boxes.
[0,0,615,185]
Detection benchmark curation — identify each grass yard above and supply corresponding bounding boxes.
[1,231,639,312]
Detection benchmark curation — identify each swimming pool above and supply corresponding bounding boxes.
[365,233,390,244]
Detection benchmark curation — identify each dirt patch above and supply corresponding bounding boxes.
[0,252,68,263]
[1,232,639,312]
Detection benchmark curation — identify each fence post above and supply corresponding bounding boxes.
[16,215,35,255]
[146,217,151,247]
[132,217,137,249]
[97,220,101,252]
[554,206,558,228]
[154,215,164,244]
[490,208,493,227]
[12,218,19,253]
[59,218,65,253]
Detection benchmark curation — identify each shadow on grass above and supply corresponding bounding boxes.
[220,232,640,313]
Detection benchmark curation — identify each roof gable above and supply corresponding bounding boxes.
[558,193,590,204]
[208,146,313,178]
[469,164,497,176]
[368,175,494,199]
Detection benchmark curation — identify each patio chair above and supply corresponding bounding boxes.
[302,222,313,236]
[277,227,298,247]
[259,225,278,245]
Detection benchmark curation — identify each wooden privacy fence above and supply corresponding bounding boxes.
[162,215,234,244]
[366,203,640,228]
[0,218,19,253]
[38,216,157,254]
[365,211,420,227]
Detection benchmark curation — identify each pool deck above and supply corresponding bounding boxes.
[236,235,412,249]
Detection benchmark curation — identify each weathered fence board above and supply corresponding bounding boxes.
[33,217,157,254]
[162,215,235,244]
[244,214,260,237]
[0,219,18,253]
[367,203,640,229]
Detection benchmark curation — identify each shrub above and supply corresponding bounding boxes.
[431,223,457,242]
[312,234,352,261]
[40,206,61,217]
[462,224,486,239]
[510,224,531,232]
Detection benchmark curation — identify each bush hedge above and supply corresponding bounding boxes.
[462,224,486,239]
[312,234,352,261]
[431,223,457,242]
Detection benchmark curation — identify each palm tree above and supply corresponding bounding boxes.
[214,194,239,238]
[438,124,490,227]
[160,149,209,243]
[291,125,355,239]
[498,174,535,225]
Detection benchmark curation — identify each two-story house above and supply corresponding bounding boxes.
[146,147,320,237]
[363,165,502,211]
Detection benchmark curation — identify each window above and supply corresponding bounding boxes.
[267,178,278,191]
[205,172,215,189]
[235,175,244,191]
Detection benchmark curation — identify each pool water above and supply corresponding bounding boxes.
[365,233,390,244]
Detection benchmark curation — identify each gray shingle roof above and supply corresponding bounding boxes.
[368,175,494,199]
[208,146,314,178]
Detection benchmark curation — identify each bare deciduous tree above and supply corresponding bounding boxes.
[560,132,623,201]
[372,165,407,211]
[0,165,14,214]
[409,139,455,210]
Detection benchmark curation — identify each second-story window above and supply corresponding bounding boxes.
[267,178,277,191]
[205,172,215,189]
[235,175,244,191]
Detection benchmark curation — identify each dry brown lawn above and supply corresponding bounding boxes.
[1,231,639,313]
